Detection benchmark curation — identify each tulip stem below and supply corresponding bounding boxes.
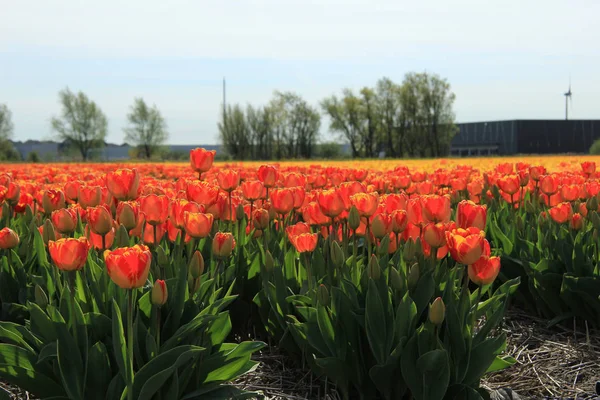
[470,285,483,334]
[365,219,372,257]
[228,192,233,232]
[352,231,358,284]
[304,252,313,294]
[68,271,78,349]
[156,307,161,352]
[127,289,135,400]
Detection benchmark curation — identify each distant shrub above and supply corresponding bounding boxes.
[316,142,344,159]
[27,151,40,163]
[590,138,600,155]
[0,140,22,161]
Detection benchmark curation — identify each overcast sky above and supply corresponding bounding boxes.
[1,0,598,145]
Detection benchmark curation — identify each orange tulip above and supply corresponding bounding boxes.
[560,185,580,202]
[317,189,345,218]
[0,228,19,249]
[106,168,140,201]
[104,245,152,289]
[302,201,330,226]
[151,279,168,306]
[290,187,306,210]
[190,148,216,174]
[212,232,236,258]
[391,209,408,233]
[286,222,311,237]
[529,166,546,181]
[289,233,318,253]
[421,195,451,223]
[48,237,90,271]
[496,175,520,195]
[241,180,265,201]
[270,188,294,215]
[422,222,446,249]
[142,222,166,246]
[252,208,270,230]
[217,169,240,192]
[582,161,596,176]
[169,199,201,229]
[468,256,501,286]
[6,182,20,205]
[116,201,140,230]
[539,175,558,195]
[186,181,220,207]
[446,227,486,265]
[139,194,169,225]
[406,197,425,227]
[257,165,279,188]
[457,200,487,230]
[548,202,573,224]
[87,205,114,236]
[42,189,66,213]
[64,180,82,202]
[183,212,214,238]
[78,186,102,209]
[570,213,584,230]
[350,192,379,217]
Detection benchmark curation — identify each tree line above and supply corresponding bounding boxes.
[0,71,456,161]
[0,88,169,161]
[219,72,457,160]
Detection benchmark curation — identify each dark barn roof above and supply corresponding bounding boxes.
[452,119,600,156]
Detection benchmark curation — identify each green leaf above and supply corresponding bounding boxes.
[86,342,112,400]
[316,305,336,357]
[417,349,451,400]
[365,279,388,365]
[56,324,85,400]
[111,300,128,383]
[132,345,204,400]
[485,356,516,374]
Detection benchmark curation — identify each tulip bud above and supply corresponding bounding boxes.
[408,263,420,288]
[264,250,274,272]
[403,239,416,262]
[516,214,524,231]
[252,209,270,230]
[151,279,168,307]
[570,213,584,231]
[348,206,360,231]
[371,216,387,239]
[428,297,445,326]
[368,254,380,280]
[42,219,56,245]
[317,284,330,307]
[389,267,403,292]
[330,241,344,269]
[236,203,245,221]
[117,202,137,230]
[587,196,599,213]
[591,211,600,230]
[34,285,48,308]
[115,224,130,247]
[156,245,169,268]
[377,234,390,256]
[24,204,34,224]
[524,201,536,214]
[189,250,205,278]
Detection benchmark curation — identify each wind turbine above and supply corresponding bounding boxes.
[564,79,573,120]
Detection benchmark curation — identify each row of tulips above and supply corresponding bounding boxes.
[0,152,598,399]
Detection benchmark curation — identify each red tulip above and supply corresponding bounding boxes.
[151,279,168,306]
[391,210,408,233]
[317,189,345,218]
[183,212,214,238]
[190,148,216,174]
[446,227,486,265]
[0,228,19,249]
[252,208,270,230]
[496,175,520,195]
[570,213,584,230]
[104,245,152,289]
[169,199,201,229]
[286,222,311,237]
[139,194,169,225]
[257,165,279,188]
[186,181,220,207]
[42,189,66,213]
[422,222,446,249]
[456,200,487,230]
[548,202,573,224]
[85,224,115,250]
[48,237,90,271]
[350,192,379,217]
[64,180,82,202]
[289,233,318,253]
[51,208,78,234]
[270,188,294,215]
[78,186,102,209]
[106,168,140,201]
[540,175,558,196]
[468,256,501,286]
[212,232,236,258]
[421,195,451,223]
[582,161,596,176]
[217,169,240,192]
[241,180,265,201]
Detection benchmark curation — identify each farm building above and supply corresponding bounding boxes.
[451,119,600,156]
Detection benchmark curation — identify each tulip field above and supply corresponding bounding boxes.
[1,151,600,399]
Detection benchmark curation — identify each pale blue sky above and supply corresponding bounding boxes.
[1,0,598,144]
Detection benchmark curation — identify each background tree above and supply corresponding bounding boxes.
[0,104,21,161]
[375,78,402,157]
[321,89,364,158]
[218,104,250,160]
[51,88,107,161]
[124,98,169,159]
